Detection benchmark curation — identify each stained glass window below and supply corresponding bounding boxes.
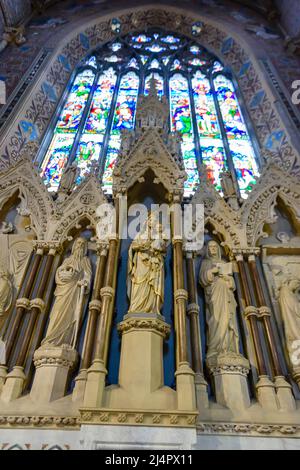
[40,30,259,199]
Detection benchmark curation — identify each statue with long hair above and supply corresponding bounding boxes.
[199,240,239,359]
[41,237,92,348]
[127,213,167,315]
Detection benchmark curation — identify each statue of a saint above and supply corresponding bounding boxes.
[279,279,300,358]
[58,162,80,195]
[41,238,92,348]
[127,213,167,315]
[0,266,13,316]
[199,240,239,359]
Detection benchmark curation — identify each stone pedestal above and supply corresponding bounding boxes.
[274,376,296,411]
[255,375,278,410]
[175,362,196,411]
[207,353,250,410]
[105,313,176,410]
[1,366,26,402]
[83,359,107,407]
[30,346,78,403]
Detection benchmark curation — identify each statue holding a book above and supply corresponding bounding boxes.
[199,240,240,359]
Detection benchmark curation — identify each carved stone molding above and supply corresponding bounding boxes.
[197,422,300,437]
[207,353,250,376]
[117,315,171,338]
[79,408,197,428]
[0,415,80,428]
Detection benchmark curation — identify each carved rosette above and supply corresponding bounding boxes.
[117,313,171,339]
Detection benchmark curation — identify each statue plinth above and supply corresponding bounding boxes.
[30,345,78,403]
[105,313,176,410]
[207,353,251,410]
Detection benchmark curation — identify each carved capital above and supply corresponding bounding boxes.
[174,289,188,301]
[118,314,171,338]
[89,299,102,313]
[258,306,271,318]
[30,298,46,313]
[207,353,250,376]
[243,306,259,319]
[33,346,78,369]
[100,286,115,299]
[16,298,30,310]
[187,303,200,316]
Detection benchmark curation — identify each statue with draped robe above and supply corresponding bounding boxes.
[41,237,92,349]
[127,213,167,315]
[199,240,239,359]
[279,279,300,360]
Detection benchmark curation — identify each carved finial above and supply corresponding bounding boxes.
[148,75,159,98]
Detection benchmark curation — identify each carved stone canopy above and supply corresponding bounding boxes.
[112,128,186,197]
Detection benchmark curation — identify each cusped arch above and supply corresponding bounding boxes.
[242,164,300,246]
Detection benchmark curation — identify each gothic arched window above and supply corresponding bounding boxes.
[39,30,259,198]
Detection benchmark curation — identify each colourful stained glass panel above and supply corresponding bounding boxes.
[161,35,180,44]
[229,140,258,197]
[145,73,164,97]
[214,75,258,197]
[132,34,151,43]
[149,59,161,70]
[102,71,139,193]
[192,72,221,139]
[41,134,75,191]
[169,73,198,196]
[214,75,248,140]
[56,70,94,133]
[84,68,117,134]
[145,44,165,53]
[86,56,97,67]
[201,139,227,192]
[75,134,103,179]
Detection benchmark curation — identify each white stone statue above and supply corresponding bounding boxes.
[199,240,239,359]
[58,162,80,195]
[0,221,14,234]
[0,266,13,316]
[279,279,300,359]
[41,238,92,349]
[127,213,167,315]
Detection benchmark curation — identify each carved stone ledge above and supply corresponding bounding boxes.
[197,422,300,438]
[79,408,197,428]
[0,415,80,429]
[118,314,171,338]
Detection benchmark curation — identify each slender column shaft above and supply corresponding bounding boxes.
[237,258,267,376]
[186,253,203,374]
[5,251,42,363]
[81,246,108,369]
[94,236,118,363]
[173,239,188,364]
[248,257,283,377]
[16,251,55,368]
